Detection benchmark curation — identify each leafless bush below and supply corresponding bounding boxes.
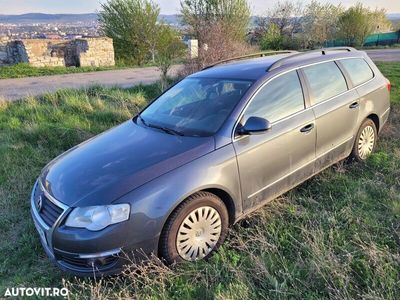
[180,22,257,77]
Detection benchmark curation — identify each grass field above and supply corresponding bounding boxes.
[0,63,399,299]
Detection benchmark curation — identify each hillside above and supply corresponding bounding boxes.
[0,13,98,24]
[0,13,181,25]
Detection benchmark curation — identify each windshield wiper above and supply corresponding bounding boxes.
[151,124,185,136]
[139,115,184,136]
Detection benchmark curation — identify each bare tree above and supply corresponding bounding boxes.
[266,1,304,37]
[180,22,255,76]
[181,0,251,44]
[251,15,270,45]
[253,1,304,49]
[302,0,343,48]
[180,0,253,75]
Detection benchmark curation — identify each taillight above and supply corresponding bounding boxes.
[387,80,391,93]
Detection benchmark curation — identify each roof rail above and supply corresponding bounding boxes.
[202,50,297,70]
[267,47,356,71]
[321,47,354,54]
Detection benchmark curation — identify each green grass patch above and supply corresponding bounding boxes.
[0,63,399,299]
[0,58,184,79]
[0,63,124,79]
[376,62,400,104]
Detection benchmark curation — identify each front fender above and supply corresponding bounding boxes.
[114,143,241,251]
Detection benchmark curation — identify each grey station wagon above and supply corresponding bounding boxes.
[31,47,391,276]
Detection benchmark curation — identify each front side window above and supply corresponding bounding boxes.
[242,70,305,124]
[303,62,348,104]
[340,58,374,86]
[140,77,253,136]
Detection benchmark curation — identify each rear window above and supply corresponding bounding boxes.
[340,58,374,86]
[303,62,348,104]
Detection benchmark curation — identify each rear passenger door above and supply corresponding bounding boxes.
[233,70,316,211]
[301,61,359,169]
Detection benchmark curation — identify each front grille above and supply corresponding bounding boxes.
[38,194,64,227]
[56,252,119,270]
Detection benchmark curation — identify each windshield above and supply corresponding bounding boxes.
[139,77,253,136]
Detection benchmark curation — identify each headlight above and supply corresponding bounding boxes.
[65,204,130,231]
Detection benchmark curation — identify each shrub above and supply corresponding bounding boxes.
[260,24,283,50]
[99,0,160,65]
[155,25,186,89]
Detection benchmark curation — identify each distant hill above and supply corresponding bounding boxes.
[0,12,399,26]
[159,14,180,25]
[387,13,400,20]
[0,13,182,25]
[0,13,98,24]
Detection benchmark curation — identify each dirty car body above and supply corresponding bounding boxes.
[31,48,390,276]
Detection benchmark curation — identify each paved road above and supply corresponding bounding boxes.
[365,49,400,62]
[0,49,398,101]
[0,65,182,101]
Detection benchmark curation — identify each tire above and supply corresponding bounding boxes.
[350,119,377,162]
[159,191,229,265]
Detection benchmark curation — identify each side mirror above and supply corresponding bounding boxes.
[237,116,271,135]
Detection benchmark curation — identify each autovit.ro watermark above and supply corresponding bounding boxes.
[4,287,69,298]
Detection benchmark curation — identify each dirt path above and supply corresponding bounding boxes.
[0,65,182,101]
[0,49,399,101]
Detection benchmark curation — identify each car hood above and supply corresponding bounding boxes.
[40,120,215,207]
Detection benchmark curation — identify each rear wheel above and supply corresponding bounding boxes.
[350,119,377,162]
[160,192,229,264]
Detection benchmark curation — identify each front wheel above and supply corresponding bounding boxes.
[350,119,377,162]
[159,192,229,264]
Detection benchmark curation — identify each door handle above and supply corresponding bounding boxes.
[300,123,314,133]
[349,102,359,109]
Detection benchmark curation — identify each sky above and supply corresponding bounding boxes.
[0,0,399,15]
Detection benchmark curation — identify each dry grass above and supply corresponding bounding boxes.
[0,63,399,299]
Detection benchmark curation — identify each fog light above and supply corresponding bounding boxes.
[87,257,108,267]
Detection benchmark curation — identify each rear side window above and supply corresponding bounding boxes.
[340,58,374,86]
[303,62,348,104]
[243,70,304,123]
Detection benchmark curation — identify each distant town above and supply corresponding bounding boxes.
[0,13,400,40]
[1,12,398,41]
[0,13,181,39]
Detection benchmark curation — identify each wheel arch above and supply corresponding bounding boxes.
[162,185,238,229]
[366,113,380,133]
[202,188,236,225]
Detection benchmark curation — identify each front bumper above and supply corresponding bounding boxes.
[30,180,158,276]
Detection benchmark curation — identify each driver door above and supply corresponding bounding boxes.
[233,70,316,212]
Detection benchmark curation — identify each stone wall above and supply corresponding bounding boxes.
[74,38,115,67]
[0,37,10,65]
[18,39,66,67]
[0,37,115,68]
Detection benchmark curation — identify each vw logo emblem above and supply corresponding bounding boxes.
[36,195,43,212]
